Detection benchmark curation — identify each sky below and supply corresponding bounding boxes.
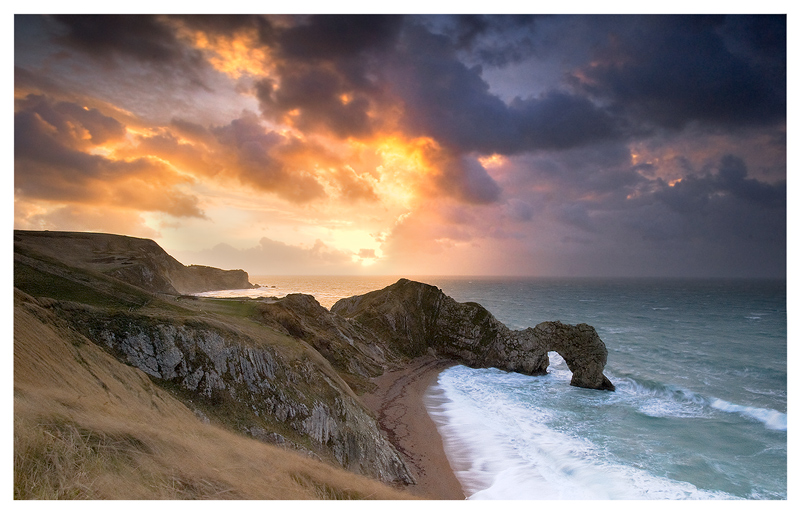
[12,11,788,278]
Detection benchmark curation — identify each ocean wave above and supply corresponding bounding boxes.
[710,398,787,431]
[428,369,738,500]
[615,378,708,418]
[615,377,786,430]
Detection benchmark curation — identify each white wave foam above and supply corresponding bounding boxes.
[614,378,709,418]
[710,398,787,431]
[427,366,738,500]
[611,376,787,430]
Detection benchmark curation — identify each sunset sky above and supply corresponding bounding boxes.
[13,13,787,277]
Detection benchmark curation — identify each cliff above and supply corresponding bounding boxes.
[13,288,414,499]
[332,278,615,391]
[14,230,614,499]
[14,230,254,295]
[50,299,413,484]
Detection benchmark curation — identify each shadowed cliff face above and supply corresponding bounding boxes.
[14,230,254,295]
[332,279,615,391]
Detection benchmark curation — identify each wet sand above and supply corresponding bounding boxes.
[362,356,466,500]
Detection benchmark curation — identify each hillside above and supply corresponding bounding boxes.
[14,230,254,295]
[14,230,613,499]
[13,288,412,499]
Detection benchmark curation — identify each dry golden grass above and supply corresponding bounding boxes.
[14,291,416,500]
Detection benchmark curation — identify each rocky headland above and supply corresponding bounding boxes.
[332,278,614,391]
[14,230,614,499]
[14,230,255,295]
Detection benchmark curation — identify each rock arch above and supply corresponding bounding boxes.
[332,279,615,391]
[525,321,615,391]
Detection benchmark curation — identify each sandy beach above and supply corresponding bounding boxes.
[362,356,465,500]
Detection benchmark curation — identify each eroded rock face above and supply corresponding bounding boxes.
[520,322,614,391]
[53,304,415,485]
[333,279,615,391]
[254,294,394,385]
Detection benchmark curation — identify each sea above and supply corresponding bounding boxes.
[197,276,788,500]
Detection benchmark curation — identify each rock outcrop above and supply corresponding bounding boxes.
[49,300,414,485]
[333,279,615,391]
[253,294,397,390]
[14,230,254,295]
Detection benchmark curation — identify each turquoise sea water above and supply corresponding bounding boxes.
[201,276,787,500]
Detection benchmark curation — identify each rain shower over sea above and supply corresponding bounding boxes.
[198,276,787,500]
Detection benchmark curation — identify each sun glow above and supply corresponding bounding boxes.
[371,136,439,207]
[326,228,384,265]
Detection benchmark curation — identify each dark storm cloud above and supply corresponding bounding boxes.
[510,142,644,203]
[256,69,374,139]
[14,66,70,97]
[437,156,501,205]
[170,117,216,144]
[654,154,785,213]
[570,15,786,130]
[15,94,126,148]
[176,14,265,36]
[390,23,620,155]
[277,15,404,61]
[254,16,621,156]
[428,14,542,66]
[591,154,784,248]
[53,15,186,65]
[50,14,210,89]
[629,183,785,249]
[500,146,784,276]
[15,106,109,180]
[253,15,406,140]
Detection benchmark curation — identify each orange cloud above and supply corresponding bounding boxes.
[177,23,274,79]
[15,94,205,219]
